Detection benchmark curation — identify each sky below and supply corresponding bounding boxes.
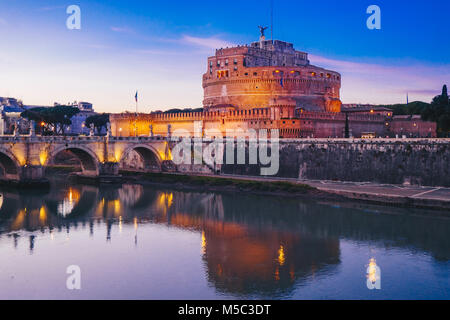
[0,0,449,113]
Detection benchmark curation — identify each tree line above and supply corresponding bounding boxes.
[21,105,110,136]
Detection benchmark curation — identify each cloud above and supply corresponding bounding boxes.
[38,6,65,12]
[86,44,112,50]
[181,35,235,49]
[309,54,450,104]
[133,49,185,56]
[110,26,134,34]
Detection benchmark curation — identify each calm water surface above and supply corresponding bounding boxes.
[0,177,449,300]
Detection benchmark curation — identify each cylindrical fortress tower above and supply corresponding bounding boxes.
[202,40,341,113]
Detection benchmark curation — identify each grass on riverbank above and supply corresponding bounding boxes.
[121,171,315,194]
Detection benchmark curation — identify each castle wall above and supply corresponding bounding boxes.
[203,67,341,112]
[110,110,437,140]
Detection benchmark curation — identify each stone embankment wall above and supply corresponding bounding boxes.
[221,139,450,187]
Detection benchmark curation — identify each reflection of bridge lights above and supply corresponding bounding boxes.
[367,258,378,284]
[12,209,26,230]
[274,267,280,281]
[201,231,206,254]
[278,245,285,266]
[39,206,47,224]
[157,192,174,214]
[57,188,80,217]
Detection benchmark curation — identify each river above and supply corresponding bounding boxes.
[0,177,448,299]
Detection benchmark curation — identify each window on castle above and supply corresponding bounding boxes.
[244,72,249,76]
[225,59,229,66]
[234,66,238,71]
[311,72,316,77]
[217,70,229,78]
[253,72,257,76]
[273,70,284,76]
[327,73,331,78]
[234,59,238,65]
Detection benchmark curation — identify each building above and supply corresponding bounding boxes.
[0,97,33,135]
[67,102,98,135]
[389,115,437,138]
[0,98,100,136]
[109,32,437,139]
[342,104,393,117]
[203,39,342,113]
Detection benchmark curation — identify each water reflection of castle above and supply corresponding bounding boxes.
[0,182,449,296]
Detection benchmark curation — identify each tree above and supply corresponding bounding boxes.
[422,85,450,137]
[21,105,80,135]
[85,113,110,135]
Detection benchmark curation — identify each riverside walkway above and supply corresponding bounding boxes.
[215,174,450,210]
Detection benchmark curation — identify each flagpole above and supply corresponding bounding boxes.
[135,91,138,137]
[270,0,274,41]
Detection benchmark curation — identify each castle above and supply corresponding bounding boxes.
[110,33,436,139]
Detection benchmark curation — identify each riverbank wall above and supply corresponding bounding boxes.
[221,139,450,187]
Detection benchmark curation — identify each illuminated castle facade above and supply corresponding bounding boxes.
[203,39,342,113]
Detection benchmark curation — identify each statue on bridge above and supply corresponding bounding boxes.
[13,119,20,137]
[89,124,95,137]
[167,124,172,139]
[149,124,154,138]
[29,120,36,137]
[106,122,112,137]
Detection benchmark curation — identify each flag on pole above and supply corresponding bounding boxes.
[135,91,138,102]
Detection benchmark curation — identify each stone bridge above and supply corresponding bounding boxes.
[0,135,173,184]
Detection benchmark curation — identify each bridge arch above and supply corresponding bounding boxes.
[48,146,100,176]
[120,144,162,172]
[0,149,21,179]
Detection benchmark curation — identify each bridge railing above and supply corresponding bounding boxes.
[0,135,448,144]
[0,135,168,142]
